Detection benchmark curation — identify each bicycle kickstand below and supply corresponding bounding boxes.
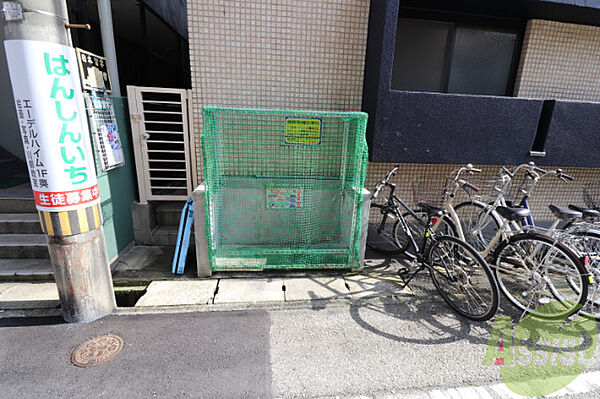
[397,264,425,289]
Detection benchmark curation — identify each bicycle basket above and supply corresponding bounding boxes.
[460,174,512,205]
[583,181,600,211]
[412,177,449,208]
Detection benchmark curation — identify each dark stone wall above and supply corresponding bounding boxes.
[363,0,600,167]
[542,101,600,167]
[370,92,544,165]
[145,0,188,39]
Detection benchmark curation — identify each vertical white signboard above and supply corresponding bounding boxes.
[4,40,99,212]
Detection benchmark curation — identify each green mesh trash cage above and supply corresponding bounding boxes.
[201,106,368,270]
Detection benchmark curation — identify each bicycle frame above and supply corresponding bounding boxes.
[429,170,510,249]
[393,193,431,257]
[372,176,461,288]
[374,181,431,258]
[429,163,553,257]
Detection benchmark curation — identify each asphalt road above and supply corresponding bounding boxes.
[1,274,600,398]
[0,311,272,398]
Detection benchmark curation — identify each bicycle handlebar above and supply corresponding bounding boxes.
[453,163,481,182]
[500,166,513,178]
[502,162,575,198]
[555,168,574,182]
[464,181,480,192]
[373,184,383,198]
[373,165,399,198]
[456,178,480,192]
[385,165,399,182]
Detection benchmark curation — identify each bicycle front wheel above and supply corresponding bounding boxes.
[454,201,502,252]
[428,236,499,321]
[367,203,404,254]
[493,233,588,319]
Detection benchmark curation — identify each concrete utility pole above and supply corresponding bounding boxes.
[2,0,116,323]
[97,0,121,96]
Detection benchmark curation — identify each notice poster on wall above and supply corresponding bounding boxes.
[75,48,112,93]
[84,92,125,171]
[100,123,124,167]
[4,40,100,212]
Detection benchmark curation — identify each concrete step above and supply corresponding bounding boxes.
[155,202,187,226]
[0,234,49,258]
[0,197,36,213]
[0,213,42,234]
[135,280,218,307]
[151,225,195,246]
[0,258,53,280]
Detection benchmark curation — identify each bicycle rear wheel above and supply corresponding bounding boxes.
[367,203,404,254]
[493,233,588,319]
[564,230,600,320]
[428,235,499,321]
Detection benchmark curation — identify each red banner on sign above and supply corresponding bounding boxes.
[33,185,100,209]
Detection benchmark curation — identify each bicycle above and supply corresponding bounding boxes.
[436,163,591,319]
[367,166,499,321]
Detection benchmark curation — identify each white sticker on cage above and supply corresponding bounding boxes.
[266,187,302,209]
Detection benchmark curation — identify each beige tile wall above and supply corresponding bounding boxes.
[187,5,600,222]
[510,19,600,218]
[187,0,370,181]
[515,19,600,101]
[366,163,600,222]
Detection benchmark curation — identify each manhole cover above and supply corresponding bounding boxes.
[71,334,123,368]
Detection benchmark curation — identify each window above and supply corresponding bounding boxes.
[391,17,521,96]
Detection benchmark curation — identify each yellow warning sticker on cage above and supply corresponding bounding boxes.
[266,187,302,209]
[285,118,321,145]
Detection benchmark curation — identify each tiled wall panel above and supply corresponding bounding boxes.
[187,0,370,181]
[515,19,600,101]
[188,6,600,221]
[366,162,600,222]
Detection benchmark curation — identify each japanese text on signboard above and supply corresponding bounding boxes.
[5,40,99,211]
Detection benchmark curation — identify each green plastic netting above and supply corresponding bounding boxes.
[201,106,368,270]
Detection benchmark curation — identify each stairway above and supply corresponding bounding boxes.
[0,191,53,280]
[151,201,194,246]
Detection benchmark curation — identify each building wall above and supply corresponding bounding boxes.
[515,19,600,101]
[508,19,600,216]
[365,163,599,223]
[365,17,600,220]
[94,98,138,263]
[145,0,189,39]
[370,17,600,219]
[0,27,25,161]
[188,3,600,222]
[187,0,370,181]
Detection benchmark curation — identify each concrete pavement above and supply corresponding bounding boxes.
[0,256,415,311]
[1,288,600,398]
[1,253,600,398]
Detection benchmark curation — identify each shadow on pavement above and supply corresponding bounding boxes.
[0,316,64,328]
[351,249,532,346]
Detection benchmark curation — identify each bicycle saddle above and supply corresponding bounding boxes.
[548,204,581,221]
[496,206,530,221]
[568,204,600,218]
[417,202,447,218]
